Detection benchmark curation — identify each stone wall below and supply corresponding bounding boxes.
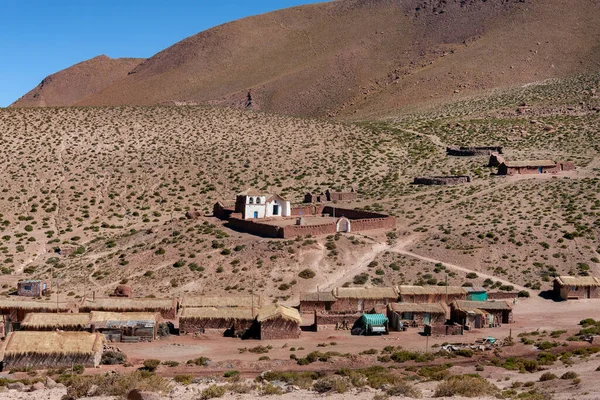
[424,323,463,336]
[413,176,471,186]
[315,312,362,331]
[17,281,46,297]
[328,191,358,201]
[281,223,337,238]
[179,318,253,336]
[213,202,234,220]
[447,146,503,156]
[227,214,282,238]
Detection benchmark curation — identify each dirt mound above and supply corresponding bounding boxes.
[11,55,143,107]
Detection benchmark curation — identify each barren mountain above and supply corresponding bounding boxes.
[11,55,143,107]
[11,0,600,118]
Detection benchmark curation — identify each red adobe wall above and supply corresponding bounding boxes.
[281,223,337,238]
[227,214,282,238]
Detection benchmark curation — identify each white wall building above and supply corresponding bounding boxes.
[235,189,291,220]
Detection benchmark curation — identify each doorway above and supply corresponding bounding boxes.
[423,313,430,325]
[272,204,279,215]
[253,211,259,219]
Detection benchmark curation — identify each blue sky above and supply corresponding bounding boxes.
[0,1,324,107]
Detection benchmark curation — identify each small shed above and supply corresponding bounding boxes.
[299,291,337,313]
[179,307,255,336]
[0,331,104,370]
[89,311,161,342]
[553,276,600,300]
[387,303,447,330]
[450,300,512,329]
[398,286,467,304]
[21,313,90,331]
[330,287,398,313]
[465,287,488,302]
[256,304,302,340]
[80,297,177,319]
[17,280,49,297]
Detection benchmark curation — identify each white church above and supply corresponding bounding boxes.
[234,188,291,220]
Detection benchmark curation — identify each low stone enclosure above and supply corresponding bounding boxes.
[215,204,395,238]
[304,189,357,203]
[497,160,575,176]
[446,146,503,156]
[413,176,471,186]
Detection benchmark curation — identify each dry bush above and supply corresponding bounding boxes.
[434,374,498,398]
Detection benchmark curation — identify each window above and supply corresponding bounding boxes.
[256,197,261,204]
[401,312,414,320]
[24,285,31,291]
[248,197,254,204]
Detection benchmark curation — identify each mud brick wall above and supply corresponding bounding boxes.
[487,292,519,300]
[351,216,396,232]
[413,176,471,186]
[227,215,282,238]
[447,146,503,156]
[400,293,466,304]
[299,300,334,313]
[425,323,463,336]
[281,223,337,238]
[329,298,397,313]
[329,192,358,201]
[260,319,301,340]
[290,204,324,216]
[17,281,45,297]
[322,206,385,220]
[213,203,234,220]
[559,161,576,171]
[180,318,253,335]
[315,312,361,330]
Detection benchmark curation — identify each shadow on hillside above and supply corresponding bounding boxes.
[538,290,563,302]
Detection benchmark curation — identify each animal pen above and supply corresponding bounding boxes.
[0,331,104,370]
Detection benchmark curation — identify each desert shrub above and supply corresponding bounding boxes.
[313,375,351,393]
[298,268,316,279]
[539,372,557,381]
[434,375,498,397]
[61,371,171,400]
[390,350,434,363]
[560,371,578,379]
[259,371,319,389]
[226,382,253,394]
[162,360,179,367]
[518,290,530,298]
[537,341,558,350]
[187,357,210,366]
[224,370,240,378]
[72,364,84,375]
[101,351,126,365]
[537,353,557,365]
[455,349,473,358]
[419,364,452,381]
[260,383,283,395]
[465,272,478,279]
[173,374,193,385]
[386,381,422,398]
[353,273,369,285]
[200,384,227,399]
[143,359,161,372]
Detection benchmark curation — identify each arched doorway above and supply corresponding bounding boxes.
[336,217,351,233]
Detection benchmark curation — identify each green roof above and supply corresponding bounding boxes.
[361,313,388,326]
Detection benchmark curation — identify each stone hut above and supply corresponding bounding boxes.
[21,313,89,331]
[256,304,302,340]
[112,285,133,298]
[450,300,513,329]
[398,286,467,304]
[179,307,256,336]
[80,298,177,320]
[17,280,49,297]
[326,189,357,202]
[330,287,398,313]
[497,160,575,175]
[387,303,447,330]
[488,153,505,167]
[299,291,337,313]
[0,331,104,370]
[553,276,600,300]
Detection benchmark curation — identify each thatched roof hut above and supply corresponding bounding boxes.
[387,302,447,330]
[179,307,256,336]
[450,300,513,328]
[0,331,104,370]
[21,313,90,331]
[333,287,397,300]
[180,295,264,309]
[0,298,75,324]
[398,285,467,304]
[554,275,600,300]
[256,304,302,340]
[80,297,177,319]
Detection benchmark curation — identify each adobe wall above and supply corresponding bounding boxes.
[351,217,396,232]
[487,292,519,300]
[329,298,397,313]
[290,204,325,217]
[281,223,337,238]
[413,176,471,186]
[179,318,253,335]
[554,285,600,300]
[226,214,282,238]
[299,300,334,313]
[17,281,45,297]
[399,293,466,304]
[315,312,361,331]
[329,192,358,201]
[559,161,576,171]
[425,323,463,336]
[322,206,386,220]
[213,202,234,220]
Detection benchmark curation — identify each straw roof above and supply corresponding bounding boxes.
[503,160,556,168]
[0,331,104,358]
[180,295,264,308]
[398,285,467,296]
[21,313,90,329]
[333,287,397,300]
[453,300,512,312]
[81,297,175,311]
[257,304,302,324]
[554,276,600,287]
[179,307,256,320]
[0,298,70,311]
[300,292,336,302]
[389,303,446,314]
[89,311,160,323]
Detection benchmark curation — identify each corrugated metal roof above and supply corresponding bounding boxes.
[554,276,600,287]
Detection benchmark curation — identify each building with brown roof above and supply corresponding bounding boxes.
[256,304,302,340]
[179,307,256,336]
[330,287,398,313]
[497,160,575,175]
[387,303,447,330]
[553,276,600,300]
[398,285,467,304]
[299,291,337,313]
[450,300,512,329]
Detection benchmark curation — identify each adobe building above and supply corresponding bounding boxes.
[398,285,467,304]
[450,300,513,329]
[178,307,256,337]
[303,189,357,203]
[17,280,49,297]
[553,276,600,300]
[330,287,398,313]
[256,304,302,340]
[387,303,447,330]
[299,291,337,313]
[234,188,291,219]
[497,160,575,175]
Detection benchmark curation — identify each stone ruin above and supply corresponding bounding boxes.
[446,146,503,156]
[413,176,472,186]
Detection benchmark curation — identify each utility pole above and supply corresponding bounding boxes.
[445,271,448,304]
[251,276,255,316]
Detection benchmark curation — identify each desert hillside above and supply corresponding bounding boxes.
[11,0,600,119]
[11,55,143,107]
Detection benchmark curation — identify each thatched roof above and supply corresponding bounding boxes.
[333,287,397,300]
[89,311,160,323]
[21,313,90,329]
[398,285,467,296]
[0,298,70,311]
[554,276,600,287]
[0,331,104,359]
[81,297,175,311]
[452,300,512,312]
[389,303,446,314]
[180,295,264,308]
[503,160,556,168]
[179,307,256,320]
[257,304,302,324]
[300,292,337,302]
